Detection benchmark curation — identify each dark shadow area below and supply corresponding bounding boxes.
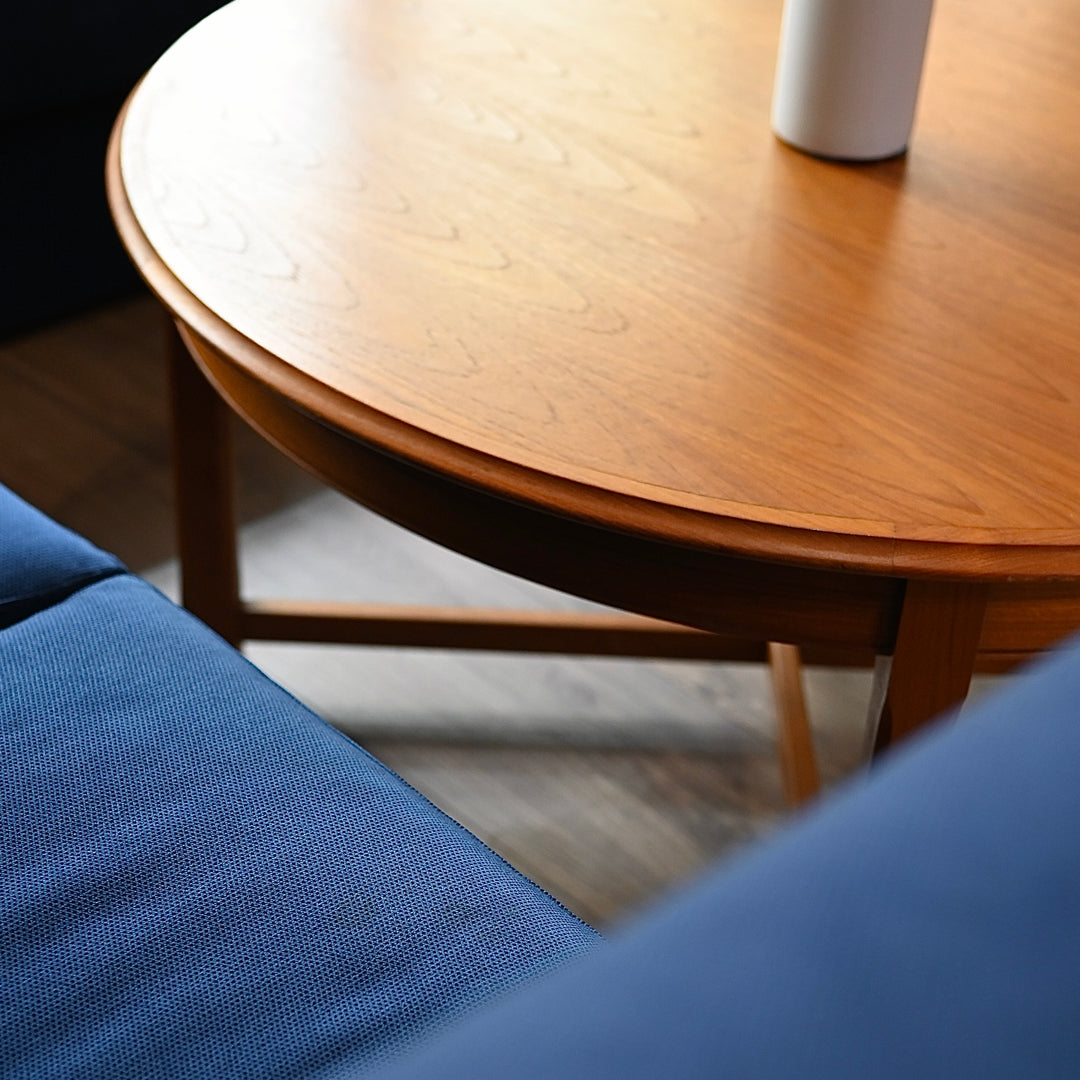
[2,1,231,339]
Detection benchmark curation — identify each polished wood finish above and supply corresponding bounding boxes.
[111,0,1080,577]
[245,600,752,658]
[176,323,907,650]
[167,320,243,645]
[108,0,1080,752]
[768,643,820,805]
[872,580,989,751]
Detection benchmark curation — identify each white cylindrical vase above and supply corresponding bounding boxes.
[771,0,935,161]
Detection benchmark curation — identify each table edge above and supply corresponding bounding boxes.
[106,92,1080,582]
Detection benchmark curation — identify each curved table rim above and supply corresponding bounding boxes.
[106,85,1080,584]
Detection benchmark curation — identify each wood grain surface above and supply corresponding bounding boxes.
[111,0,1080,576]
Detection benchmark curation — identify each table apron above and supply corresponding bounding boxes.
[181,326,1080,669]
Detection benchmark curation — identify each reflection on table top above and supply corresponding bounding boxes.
[116,0,1080,576]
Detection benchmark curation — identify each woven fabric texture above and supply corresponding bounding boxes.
[0,575,597,1079]
[0,483,124,629]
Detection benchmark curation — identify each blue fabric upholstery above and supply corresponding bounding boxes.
[373,642,1080,1079]
[6,486,1080,1078]
[1,575,597,1079]
[0,483,124,629]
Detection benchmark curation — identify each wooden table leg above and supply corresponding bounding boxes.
[166,318,243,646]
[870,579,988,754]
[767,643,821,805]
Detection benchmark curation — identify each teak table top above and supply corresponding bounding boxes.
[113,0,1080,580]
[110,0,1080,760]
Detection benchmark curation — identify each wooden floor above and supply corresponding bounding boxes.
[3,295,888,927]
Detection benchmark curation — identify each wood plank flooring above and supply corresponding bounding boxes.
[1,295,946,927]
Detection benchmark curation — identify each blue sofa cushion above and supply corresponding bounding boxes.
[0,483,124,629]
[372,641,1080,1079]
[1,575,597,1079]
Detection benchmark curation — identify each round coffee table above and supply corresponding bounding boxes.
[107,0,1080,781]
